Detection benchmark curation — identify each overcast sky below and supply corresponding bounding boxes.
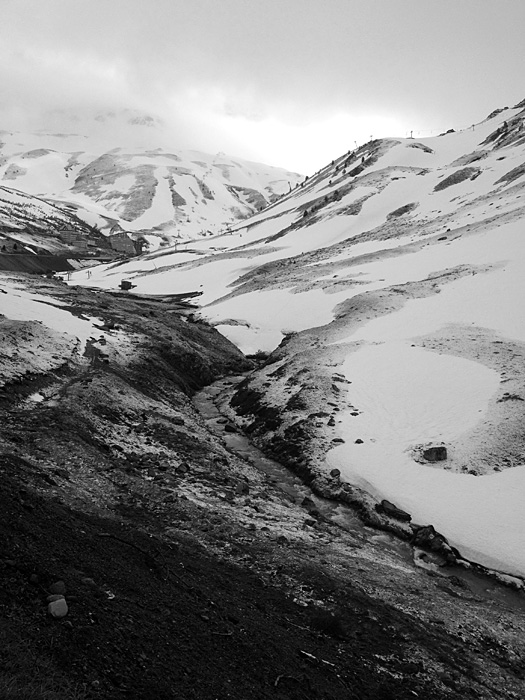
[2,0,524,172]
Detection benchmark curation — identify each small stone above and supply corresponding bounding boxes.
[423,445,447,462]
[301,496,316,509]
[29,574,39,585]
[49,580,66,595]
[235,481,250,495]
[355,438,364,444]
[329,468,341,478]
[48,598,68,618]
[81,577,97,587]
[223,423,237,433]
[47,594,65,602]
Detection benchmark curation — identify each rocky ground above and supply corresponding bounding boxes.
[1,272,525,699]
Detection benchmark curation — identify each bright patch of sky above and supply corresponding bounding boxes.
[1,0,524,173]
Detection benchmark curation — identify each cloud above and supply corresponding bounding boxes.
[1,0,524,171]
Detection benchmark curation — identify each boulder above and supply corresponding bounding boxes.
[379,499,412,523]
[412,525,457,563]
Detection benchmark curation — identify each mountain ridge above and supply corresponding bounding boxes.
[0,109,302,253]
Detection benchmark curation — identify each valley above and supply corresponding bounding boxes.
[1,272,525,699]
[1,98,525,698]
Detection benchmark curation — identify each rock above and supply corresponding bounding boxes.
[81,577,97,587]
[329,468,341,478]
[423,445,447,461]
[301,496,316,510]
[379,499,412,523]
[412,525,457,563]
[48,598,68,618]
[47,594,65,602]
[235,481,249,495]
[49,580,66,595]
[224,423,237,433]
[355,438,364,444]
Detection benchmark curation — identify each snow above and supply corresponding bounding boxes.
[208,286,350,352]
[0,126,302,243]
[0,280,123,353]
[337,221,525,345]
[325,342,524,576]
[60,103,525,577]
[126,167,173,230]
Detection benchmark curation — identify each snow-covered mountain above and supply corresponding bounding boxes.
[73,99,525,580]
[0,109,302,249]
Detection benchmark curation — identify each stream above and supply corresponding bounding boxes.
[194,374,525,613]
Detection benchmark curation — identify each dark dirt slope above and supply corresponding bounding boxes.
[1,274,524,699]
[0,254,75,273]
[0,463,481,700]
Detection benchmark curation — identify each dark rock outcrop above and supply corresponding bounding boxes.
[378,499,412,523]
[423,446,447,462]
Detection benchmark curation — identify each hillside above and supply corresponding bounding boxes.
[0,184,113,260]
[1,272,525,699]
[74,99,525,580]
[0,110,302,250]
[2,99,525,698]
